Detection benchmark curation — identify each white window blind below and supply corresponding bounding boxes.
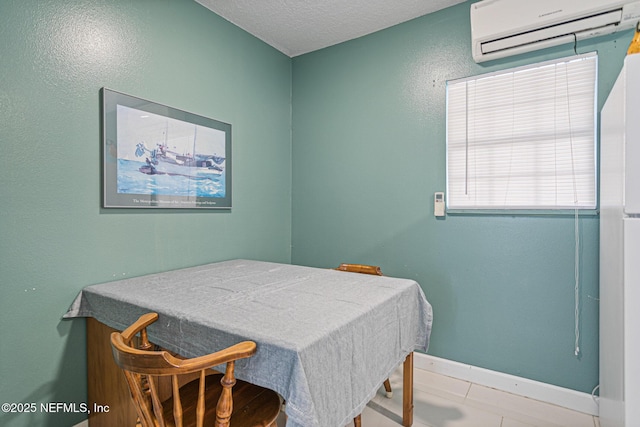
[446,53,597,210]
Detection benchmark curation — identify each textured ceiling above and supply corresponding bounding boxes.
[195,0,466,57]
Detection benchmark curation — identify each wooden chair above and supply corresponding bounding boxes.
[110,312,281,427]
[335,263,393,427]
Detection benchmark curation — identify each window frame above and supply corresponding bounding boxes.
[445,53,598,215]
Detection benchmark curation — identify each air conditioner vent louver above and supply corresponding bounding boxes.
[471,0,640,63]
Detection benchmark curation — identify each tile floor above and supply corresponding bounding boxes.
[73,365,600,427]
[279,366,600,427]
[358,367,599,427]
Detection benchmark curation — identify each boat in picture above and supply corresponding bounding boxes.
[135,142,225,180]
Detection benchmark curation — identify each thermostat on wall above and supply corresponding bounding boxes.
[434,192,445,217]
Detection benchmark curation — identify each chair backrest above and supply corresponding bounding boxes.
[335,263,383,276]
[110,312,257,427]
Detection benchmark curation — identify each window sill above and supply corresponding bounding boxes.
[445,209,599,217]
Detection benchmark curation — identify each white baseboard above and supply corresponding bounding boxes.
[71,420,88,427]
[414,353,599,416]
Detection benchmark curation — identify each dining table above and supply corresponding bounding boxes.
[64,259,433,427]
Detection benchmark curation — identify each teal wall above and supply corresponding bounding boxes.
[0,0,291,426]
[1,0,636,425]
[291,2,633,394]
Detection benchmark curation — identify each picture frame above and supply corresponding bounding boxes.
[102,88,231,209]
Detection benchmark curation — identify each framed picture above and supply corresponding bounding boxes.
[102,88,231,209]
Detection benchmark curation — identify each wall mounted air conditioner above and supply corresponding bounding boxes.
[471,0,640,63]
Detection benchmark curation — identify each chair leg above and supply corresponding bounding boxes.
[383,378,393,398]
[352,379,391,427]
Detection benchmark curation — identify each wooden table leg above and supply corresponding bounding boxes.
[87,318,138,427]
[402,352,414,426]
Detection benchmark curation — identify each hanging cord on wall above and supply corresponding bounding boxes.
[574,206,580,357]
[562,61,581,358]
[569,75,581,359]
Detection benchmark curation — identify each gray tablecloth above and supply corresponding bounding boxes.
[64,259,432,427]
